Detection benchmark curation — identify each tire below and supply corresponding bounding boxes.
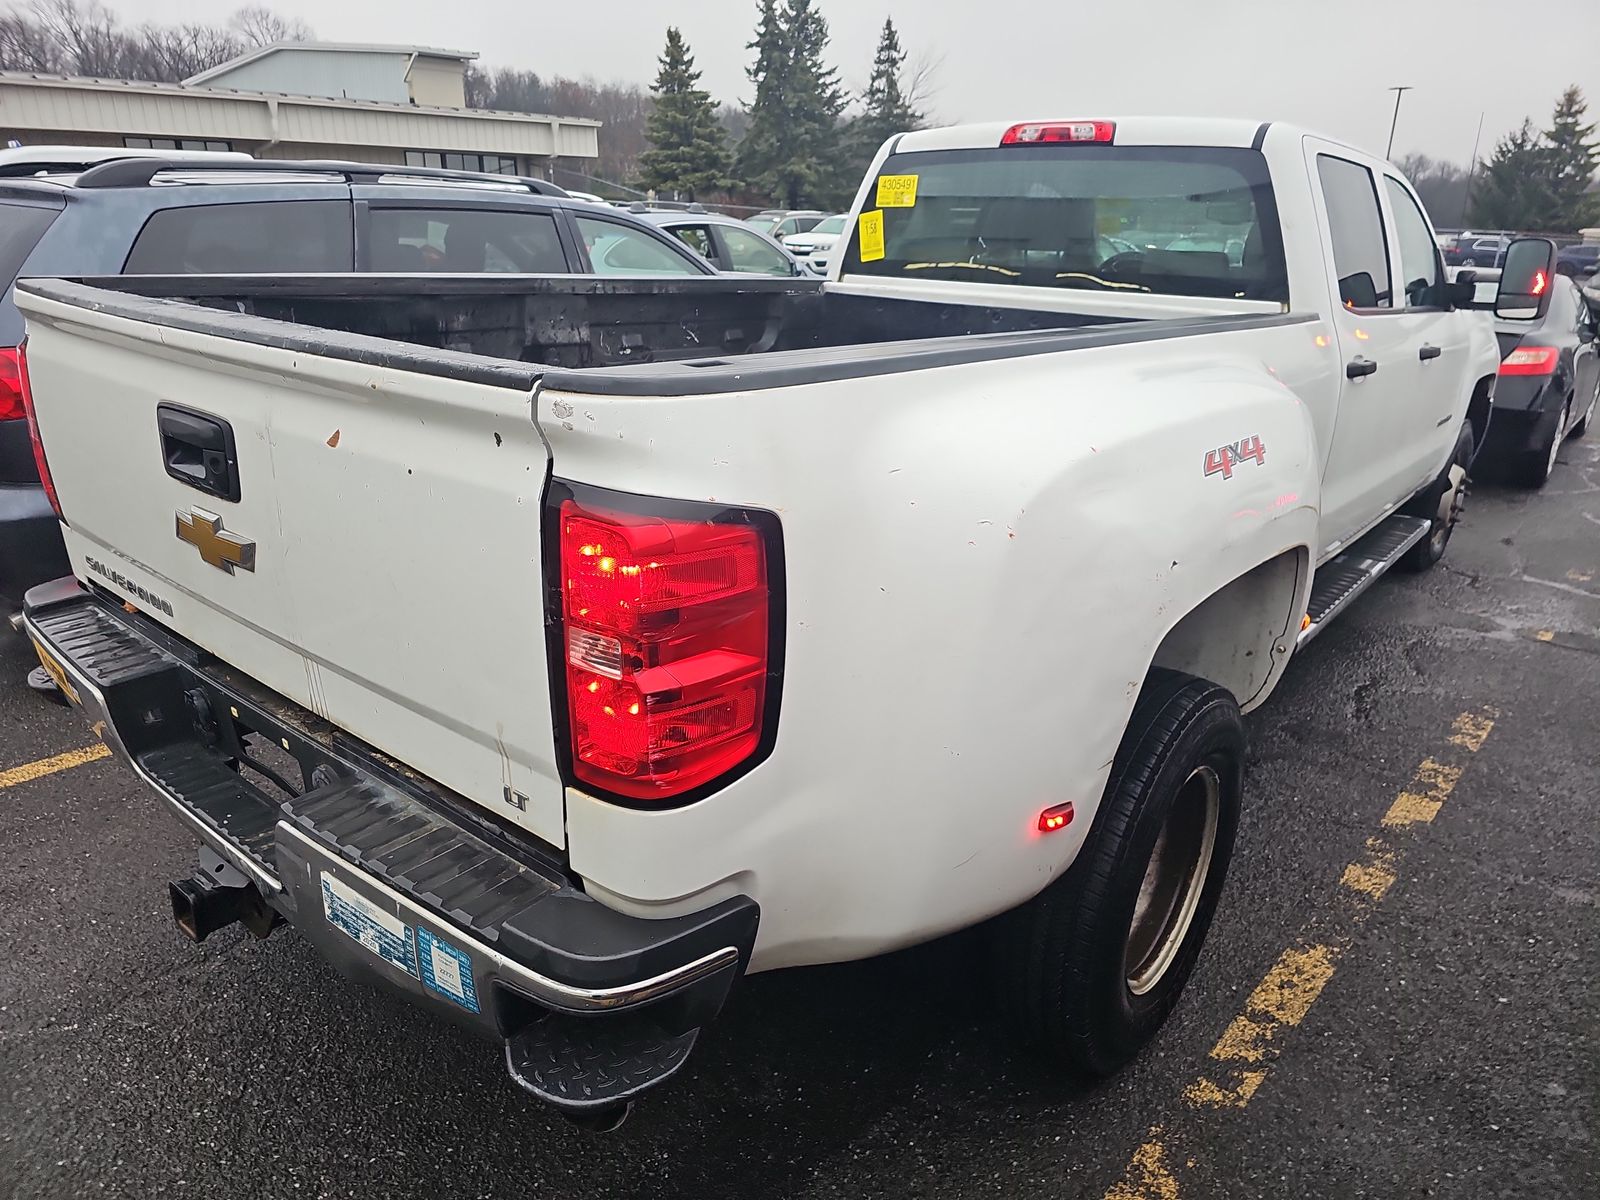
[1400,421,1474,572]
[1517,396,1570,489]
[1572,378,1598,439]
[995,669,1243,1078]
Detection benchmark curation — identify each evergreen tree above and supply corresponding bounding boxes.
[638,28,729,200]
[737,0,846,208]
[1540,85,1599,231]
[735,0,789,195]
[845,18,922,189]
[1469,120,1553,230]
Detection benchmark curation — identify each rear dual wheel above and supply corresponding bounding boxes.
[996,669,1243,1077]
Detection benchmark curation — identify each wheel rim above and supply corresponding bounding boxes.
[1431,456,1467,553]
[1124,764,1221,996]
[1547,400,1570,478]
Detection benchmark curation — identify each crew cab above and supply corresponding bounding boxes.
[15,118,1542,1129]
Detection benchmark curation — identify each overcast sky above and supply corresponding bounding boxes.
[109,0,1597,162]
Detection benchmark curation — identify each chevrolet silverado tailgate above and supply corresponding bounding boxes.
[16,282,566,846]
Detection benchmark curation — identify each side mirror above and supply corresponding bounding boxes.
[1447,270,1477,308]
[1495,238,1559,320]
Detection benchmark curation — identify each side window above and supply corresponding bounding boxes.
[719,226,793,275]
[124,202,353,274]
[368,208,566,273]
[1316,155,1392,310]
[669,225,717,261]
[1383,177,1445,308]
[574,217,703,276]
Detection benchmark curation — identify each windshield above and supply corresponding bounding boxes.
[746,216,780,235]
[811,215,848,235]
[841,145,1287,302]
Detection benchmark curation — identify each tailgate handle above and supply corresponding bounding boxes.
[157,404,241,503]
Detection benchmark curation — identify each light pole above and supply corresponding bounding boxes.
[1386,86,1413,160]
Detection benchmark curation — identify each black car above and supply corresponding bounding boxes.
[1476,273,1600,487]
[1556,242,1600,278]
[0,157,715,609]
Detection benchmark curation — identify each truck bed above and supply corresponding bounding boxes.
[42,274,1306,391]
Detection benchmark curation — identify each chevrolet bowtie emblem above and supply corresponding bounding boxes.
[175,507,255,574]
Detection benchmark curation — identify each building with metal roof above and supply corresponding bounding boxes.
[0,42,598,178]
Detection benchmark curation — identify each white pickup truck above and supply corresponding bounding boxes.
[14,119,1552,1128]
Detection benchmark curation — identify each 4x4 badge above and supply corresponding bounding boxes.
[176,507,255,574]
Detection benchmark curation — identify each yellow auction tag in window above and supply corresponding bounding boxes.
[875,174,918,208]
[858,210,886,261]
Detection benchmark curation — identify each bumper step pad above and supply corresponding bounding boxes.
[506,1011,699,1112]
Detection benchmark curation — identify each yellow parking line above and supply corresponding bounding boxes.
[0,743,111,789]
[1102,706,1497,1198]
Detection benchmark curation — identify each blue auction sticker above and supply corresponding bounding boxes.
[320,872,418,978]
[417,927,481,1014]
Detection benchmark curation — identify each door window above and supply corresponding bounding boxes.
[1317,155,1392,309]
[124,201,353,273]
[718,226,793,275]
[667,224,717,262]
[1383,178,1445,308]
[574,217,704,275]
[368,208,566,272]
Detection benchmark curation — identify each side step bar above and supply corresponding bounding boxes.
[1298,514,1431,648]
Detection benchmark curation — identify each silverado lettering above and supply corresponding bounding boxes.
[85,555,175,616]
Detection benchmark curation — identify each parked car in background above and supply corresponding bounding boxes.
[1444,234,1512,267]
[781,213,848,275]
[642,210,803,275]
[0,156,714,612]
[1474,272,1599,486]
[1555,243,1600,278]
[746,209,827,242]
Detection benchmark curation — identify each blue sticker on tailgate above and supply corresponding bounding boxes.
[417,927,481,1014]
[320,871,418,978]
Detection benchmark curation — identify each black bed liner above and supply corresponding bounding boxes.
[18,274,1312,397]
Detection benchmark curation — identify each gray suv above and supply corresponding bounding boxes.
[0,158,715,608]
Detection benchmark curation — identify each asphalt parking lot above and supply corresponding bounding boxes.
[1,438,1596,1200]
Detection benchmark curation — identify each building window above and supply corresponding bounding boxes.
[124,137,233,152]
[405,150,519,175]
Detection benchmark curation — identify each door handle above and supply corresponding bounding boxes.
[157,404,240,503]
[1419,344,1442,361]
[1346,357,1379,379]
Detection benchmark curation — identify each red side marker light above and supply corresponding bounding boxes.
[1001,121,1115,146]
[1038,802,1075,833]
[1531,269,1547,296]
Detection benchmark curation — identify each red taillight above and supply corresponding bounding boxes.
[0,346,25,422]
[12,343,63,519]
[1499,346,1559,376]
[1001,120,1115,146]
[554,488,779,802]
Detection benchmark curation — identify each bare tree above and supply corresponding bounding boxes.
[136,22,244,81]
[0,9,67,71]
[230,5,310,48]
[28,0,134,77]
[903,50,944,124]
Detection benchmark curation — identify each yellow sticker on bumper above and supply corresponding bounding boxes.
[875,174,918,208]
[859,210,886,262]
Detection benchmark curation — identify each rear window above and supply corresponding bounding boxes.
[368,207,568,273]
[124,201,353,274]
[0,200,62,343]
[841,145,1288,303]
